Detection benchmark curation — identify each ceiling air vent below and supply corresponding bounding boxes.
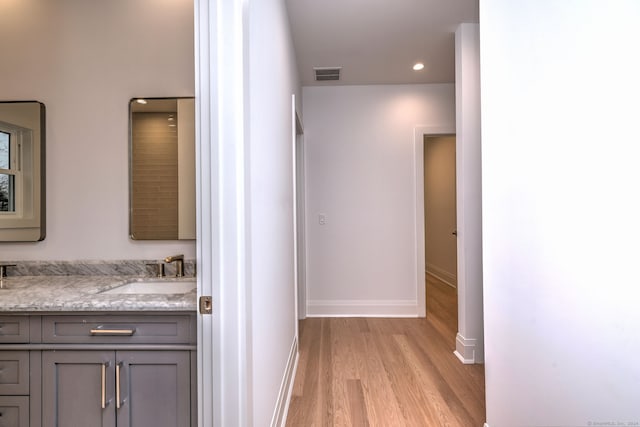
[314,67,342,81]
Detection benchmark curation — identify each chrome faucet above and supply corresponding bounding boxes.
[164,254,184,277]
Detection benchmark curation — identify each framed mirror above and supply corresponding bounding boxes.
[0,101,46,242]
[129,97,195,240]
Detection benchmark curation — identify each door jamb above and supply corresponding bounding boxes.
[292,99,306,322]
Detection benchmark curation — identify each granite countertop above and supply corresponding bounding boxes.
[0,275,197,313]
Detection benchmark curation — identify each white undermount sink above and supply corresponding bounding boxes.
[102,279,196,295]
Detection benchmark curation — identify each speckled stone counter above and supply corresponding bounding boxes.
[0,275,197,312]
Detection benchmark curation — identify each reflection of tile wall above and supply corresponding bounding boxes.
[131,112,179,239]
[3,260,196,277]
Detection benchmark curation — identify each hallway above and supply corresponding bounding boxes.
[286,277,485,426]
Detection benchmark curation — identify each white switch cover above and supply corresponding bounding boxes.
[318,214,327,225]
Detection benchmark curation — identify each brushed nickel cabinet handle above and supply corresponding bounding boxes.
[90,328,136,336]
[101,363,107,409]
[116,362,122,409]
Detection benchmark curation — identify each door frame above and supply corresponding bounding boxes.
[292,96,306,321]
[194,0,251,425]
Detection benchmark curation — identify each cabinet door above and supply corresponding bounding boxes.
[42,351,116,427]
[116,351,191,427]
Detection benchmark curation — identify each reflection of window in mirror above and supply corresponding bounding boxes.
[0,121,34,216]
[129,97,195,240]
[0,129,15,212]
[0,101,45,242]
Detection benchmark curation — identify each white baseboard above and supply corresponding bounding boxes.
[426,264,457,288]
[272,336,299,427]
[306,300,419,317]
[454,332,479,364]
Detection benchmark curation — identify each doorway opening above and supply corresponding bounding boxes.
[415,124,484,364]
[424,134,458,340]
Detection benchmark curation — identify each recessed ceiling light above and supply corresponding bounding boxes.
[136,99,147,104]
[413,63,425,71]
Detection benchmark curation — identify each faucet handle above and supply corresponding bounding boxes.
[171,259,184,278]
[0,264,17,278]
[146,262,165,278]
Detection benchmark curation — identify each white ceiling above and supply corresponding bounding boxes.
[285,0,479,86]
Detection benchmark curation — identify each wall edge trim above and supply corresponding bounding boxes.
[426,266,457,288]
[272,336,299,427]
[307,300,419,317]
[454,332,482,364]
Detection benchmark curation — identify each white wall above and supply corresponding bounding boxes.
[424,135,457,286]
[303,84,455,316]
[249,0,300,424]
[0,0,195,260]
[481,2,640,426]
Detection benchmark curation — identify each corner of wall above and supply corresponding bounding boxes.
[454,20,484,367]
[454,332,483,364]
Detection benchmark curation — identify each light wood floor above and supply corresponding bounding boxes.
[286,276,485,426]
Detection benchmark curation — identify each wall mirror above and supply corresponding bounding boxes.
[0,101,46,242]
[129,97,195,240]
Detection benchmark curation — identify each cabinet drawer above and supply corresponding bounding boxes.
[0,396,29,427]
[0,317,29,343]
[0,352,29,395]
[42,315,194,344]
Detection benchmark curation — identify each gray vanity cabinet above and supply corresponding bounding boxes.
[0,313,196,427]
[42,350,191,427]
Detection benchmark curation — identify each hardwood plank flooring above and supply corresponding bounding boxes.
[286,276,485,426]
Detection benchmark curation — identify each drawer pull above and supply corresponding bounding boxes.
[90,328,136,336]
